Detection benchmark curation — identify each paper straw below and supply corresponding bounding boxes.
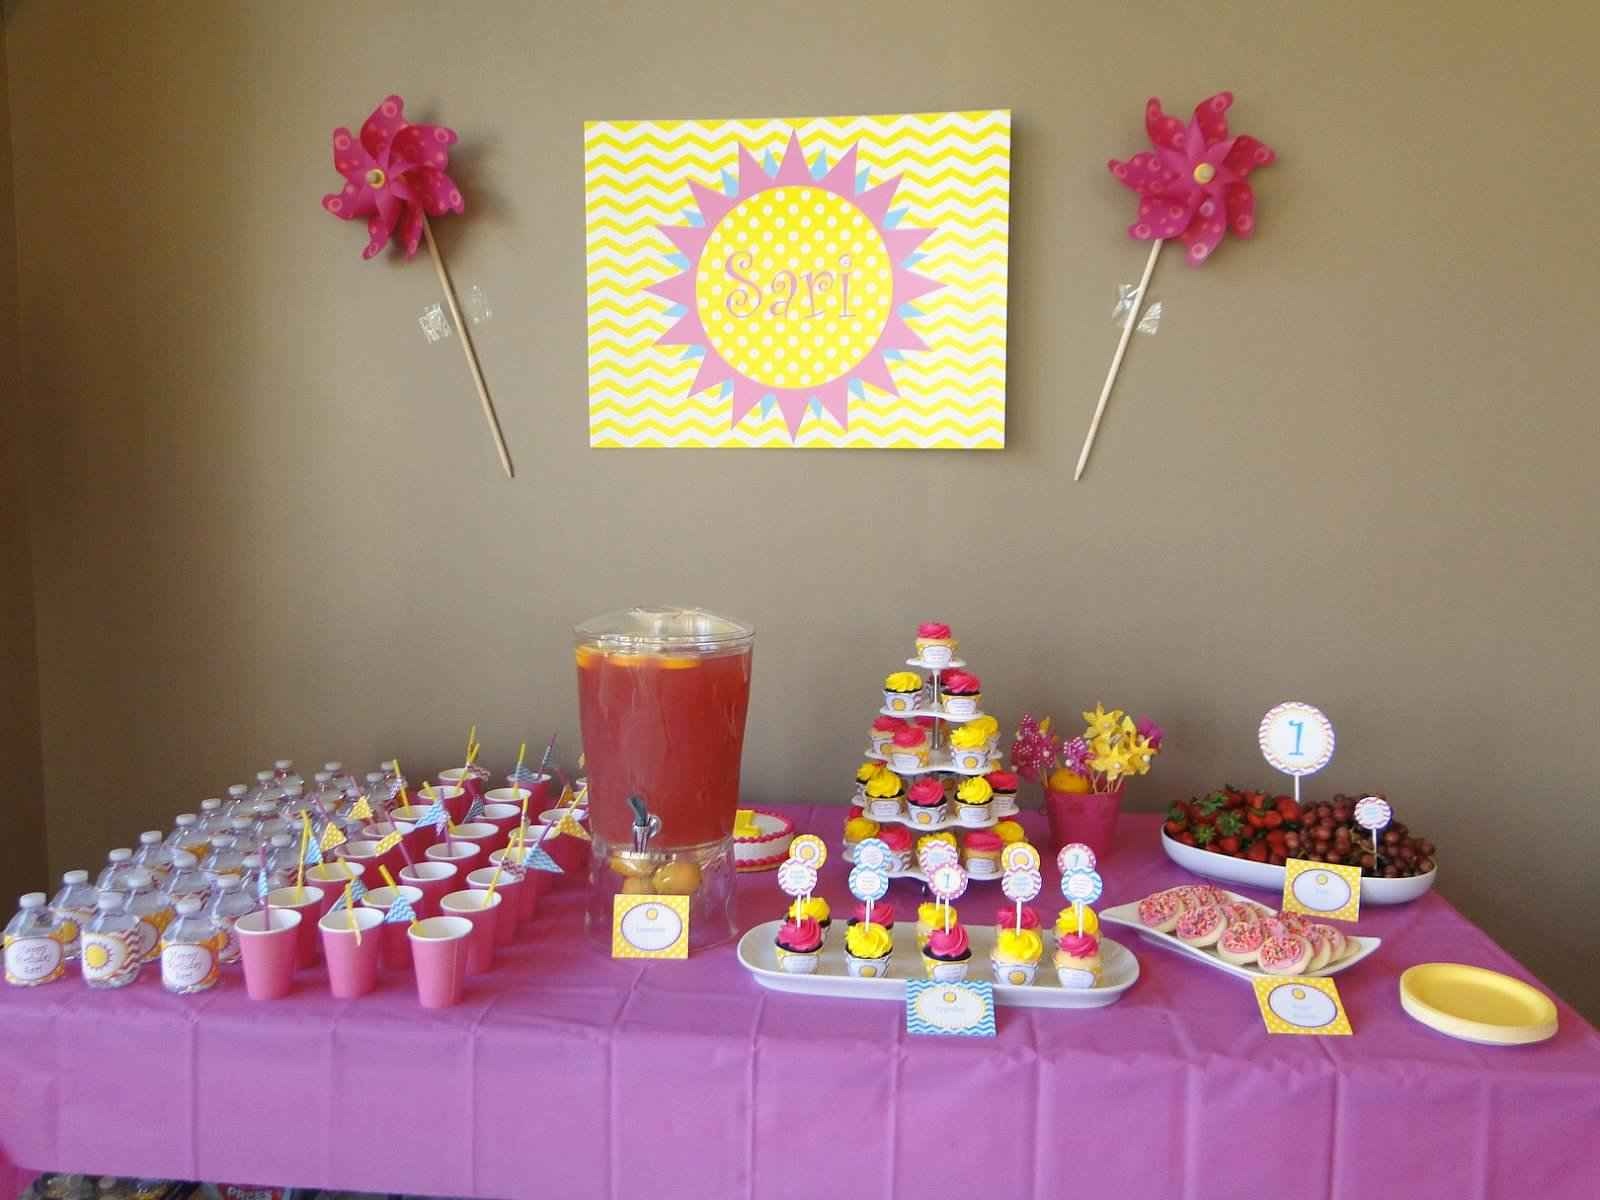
[297,814,311,893]
[465,724,477,762]
[344,882,360,943]
[378,865,398,890]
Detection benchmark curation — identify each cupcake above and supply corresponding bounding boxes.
[915,901,951,948]
[996,904,1041,932]
[1054,904,1101,945]
[940,671,983,718]
[847,900,896,930]
[843,816,880,858]
[916,830,957,856]
[962,829,1003,878]
[888,726,931,772]
[921,922,973,980]
[905,777,948,826]
[970,715,1001,749]
[993,819,1026,845]
[787,896,832,941]
[914,621,958,667]
[882,671,924,714]
[843,919,894,978]
[991,926,1044,986]
[947,721,990,772]
[869,715,907,756]
[985,771,1020,817]
[774,917,824,974]
[1053,932,1103,989]
[854,760,882,800]
[863,769,905,820]
[953,777,995,826]
[879,825,914,873]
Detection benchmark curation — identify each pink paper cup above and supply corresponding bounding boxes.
[340,838,384,878]
[391,805,440,856]
[424,783,471,825]
[477,797,525,844]
[266,885,326,967]
[489,848,540,925]
[448,821,500,864]
[466,867,524,943]
[304,864,366,924]
[398,861,459,919]
[237,908,303,1000]
[318,906,384,998]
[539,809,590,878]
[360,823,414,882]
[361,884,424,970]
[439,889,503,974]
[426,839,487,878]
[407,916,473,1009]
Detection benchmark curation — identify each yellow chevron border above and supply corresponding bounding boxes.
[584,111,1009,449]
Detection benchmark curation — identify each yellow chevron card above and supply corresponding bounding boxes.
[584,111,1009,448]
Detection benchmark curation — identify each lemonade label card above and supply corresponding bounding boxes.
[611,895,690,959]
[1281,858,1362,923]
[584,111,1010,449]
[905,979,997,1037]
[1253,976,1353,1036]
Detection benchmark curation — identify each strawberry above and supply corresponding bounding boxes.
[1245,841,1270,862]
[1176,831,1196,847]
[1164,819,1186,837]
[1217,835,1241,854]
[1262,811,1284,829]
[1275,795,1299,821]
[1193,824,1216,847]
[1245,790,1267,811]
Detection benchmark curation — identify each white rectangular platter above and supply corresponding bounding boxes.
[737,919,1139,1009]
[1099,889,1381,982]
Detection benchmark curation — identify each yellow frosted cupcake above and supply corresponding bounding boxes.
[844,816,880,855]
[844,919,894,978]
[863,768,905,820]
[1055,905,1100,943]
[787,896,832,941]
[948,721,990,771]
[954,777,995,826]
[882,671,924,714]
[991,927,1044,986]
[915,900,961,948]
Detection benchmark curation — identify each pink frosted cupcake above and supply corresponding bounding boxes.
[962,829,1003,878]
[906,777,948,827]
[941,671,983,718]
[914,621,958,667]
[888,726,931,772]
[921,922,973,980]
[879,825,914,873]
[848,900,896,931]
[773,917,824,974]
[869,715,907,756]
[984,770,1020,817]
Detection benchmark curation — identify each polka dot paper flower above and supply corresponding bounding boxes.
[321,94,465,260]
[1108,91,1276,265]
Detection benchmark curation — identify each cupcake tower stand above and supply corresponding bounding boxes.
[849,638,1009,883]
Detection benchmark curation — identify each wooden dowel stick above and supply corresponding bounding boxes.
[422,217,515,479]
[1074,238,1163,481]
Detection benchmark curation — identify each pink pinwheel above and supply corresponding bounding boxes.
[1075,91,1279,481]
[1109,92,1276,266]
[322,94,464,260]
[318,94,513,477]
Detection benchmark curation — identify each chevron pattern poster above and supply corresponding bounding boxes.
[584,111,1010,448]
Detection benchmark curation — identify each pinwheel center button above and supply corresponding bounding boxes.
[366,168,387,188]
[1192,163,1216,184]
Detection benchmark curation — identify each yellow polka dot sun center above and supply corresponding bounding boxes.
[696,186,892,391]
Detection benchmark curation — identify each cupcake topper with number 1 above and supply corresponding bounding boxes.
[1258,701,1334,808]
[1353,795,1392,870]
[928,862,968,933]
[1062,866,1103,936]
[1057,842,1097,874]
[1002,864,1042,932]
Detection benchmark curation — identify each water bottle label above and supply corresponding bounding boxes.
[81,930,141,985]
[134,911,174,962]
[160,937,220,992]
[4,934,65,985]
[54,907,94,955]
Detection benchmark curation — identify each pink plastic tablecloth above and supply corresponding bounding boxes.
[2,809,1598,1200]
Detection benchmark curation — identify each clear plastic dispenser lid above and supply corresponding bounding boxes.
[574,607,753,652]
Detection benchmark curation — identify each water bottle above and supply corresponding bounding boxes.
[202,835,245,882]
[159,897,222,993]
[49,870,97,960]
[81,893,142,988]
[272,758,296,782]
[222,784,250,818]
[226,815,261,853]
[134,830,177,880]
[5,893,67,986]
[121,869,174,963]
[264,833,297,889]
[363,771,389,808]
[247,770,280,808]
[251,802,289,843]
[165,851,212,905]
[196,797,227,836]
[279,783,309,821]
[325,761,358,799]
[96,848,135,893]
[165,814,204,858]
[208,874,256,965]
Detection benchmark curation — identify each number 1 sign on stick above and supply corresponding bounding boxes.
[1258,702,1334,808]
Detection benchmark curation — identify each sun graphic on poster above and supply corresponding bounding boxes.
[646,133,943,439]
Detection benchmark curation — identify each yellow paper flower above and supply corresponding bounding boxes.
[1125,734,1157,775]
[1083,703,1123,740]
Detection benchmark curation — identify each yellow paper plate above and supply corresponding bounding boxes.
[1399,963,1558,1046]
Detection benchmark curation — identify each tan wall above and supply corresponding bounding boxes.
[0,17,46,901]
[4,2,1597,1015]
